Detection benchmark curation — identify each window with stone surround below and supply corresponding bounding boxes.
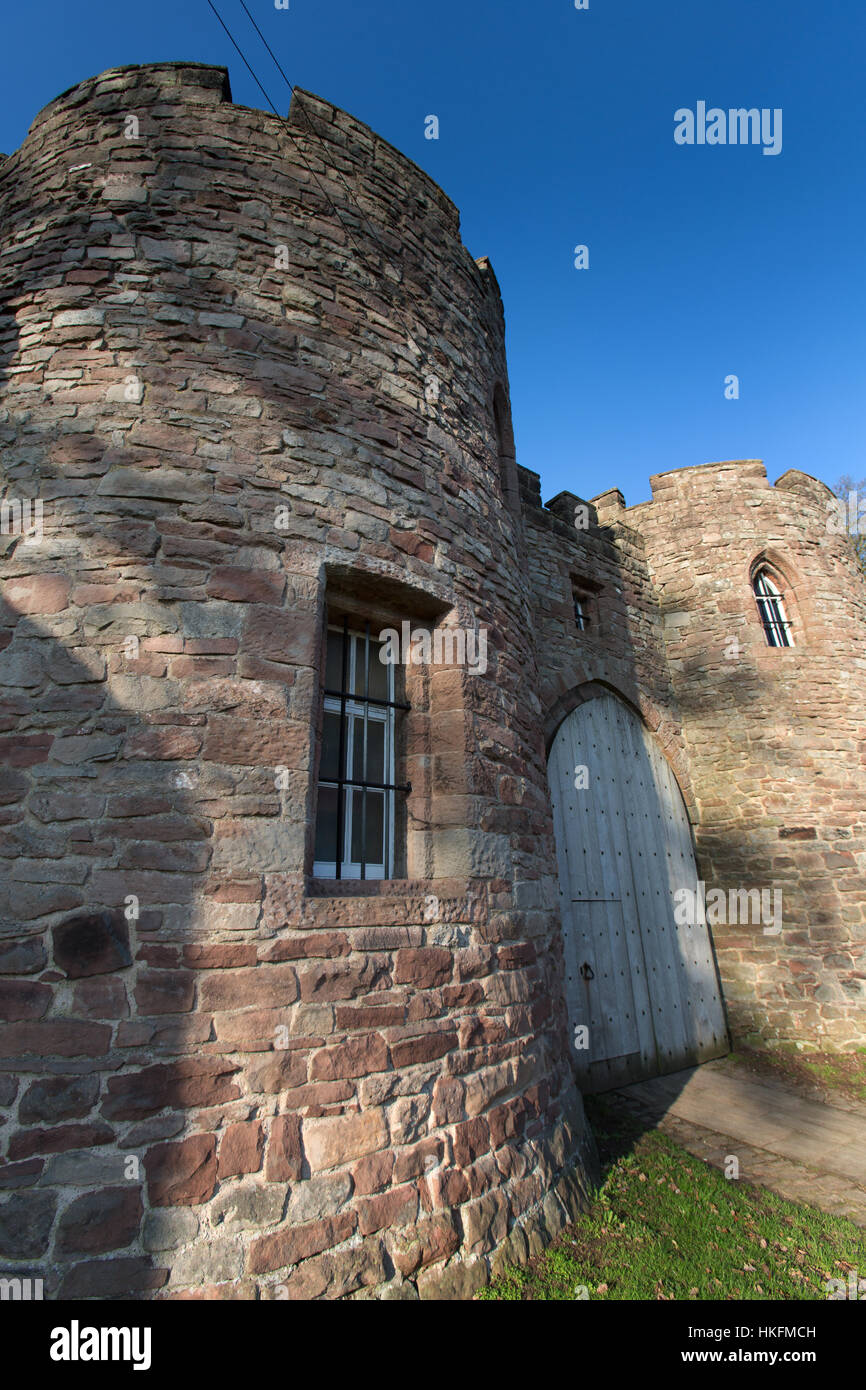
[313,619,409,879]
[571,576,601,635]
[311,571,453,885]
[753,567,794,647]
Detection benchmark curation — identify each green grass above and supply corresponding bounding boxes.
[479,1116,865,1301]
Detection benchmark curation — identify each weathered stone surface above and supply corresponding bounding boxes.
[264,1115,303,1182]
[389,1215,460,1277]
[197,964,298,1011]
[0,1021,111,1058]
[56,1187,142,1254]
[3,574,70,615]
[58,1258,167,1299]
[0,938,45,976]
[356,1183,418,1237]
[0,1190,56,1258]
[394,948,452,989]
[247,1212,356,1275]
[417,1256,489,1302]
[209,1182,286,1233]
[172,1237,245,1287]
[145,1134,217,1206]
[97,467,207,504]
[134,970,195,1015]
[19,1075,99,1124]
[218,1122,264,1179]
[310,1033,389,1081]
[0,1075,18,1108]
[303,1112,388,1173]
[73,975,129,1019]
[3,58,861,1307]
[141,1207,200,1252]
[9,1123,114,1161]
[102,1059,240,1121]
[40,1151,129,1186]
[245,1051,308,1094]
[285,1174,353,1225]
[0,979,51,1020]
[52,912,132,978]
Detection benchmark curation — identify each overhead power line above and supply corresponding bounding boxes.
[205,0,399,288]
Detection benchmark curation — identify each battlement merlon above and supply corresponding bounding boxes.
[14,60,466,243]
[600,461,838,527]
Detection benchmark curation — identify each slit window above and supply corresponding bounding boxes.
[571,580,598,634]
[574,594,591,631]
[313,617,410,880]
[753,569,793,647]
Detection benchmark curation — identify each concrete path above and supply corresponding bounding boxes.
[609,1060,866,1228]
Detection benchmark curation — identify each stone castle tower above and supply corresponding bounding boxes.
[0,63,863,1299]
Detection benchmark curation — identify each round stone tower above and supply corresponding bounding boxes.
[620,461,866,1051]
[0,63,592,1299]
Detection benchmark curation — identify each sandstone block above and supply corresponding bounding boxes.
[145,1134,217,1206]
[56,1187,142,1254]
[303,1111,388,1172]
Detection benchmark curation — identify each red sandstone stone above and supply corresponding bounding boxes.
[73,976,129,1019]
[389,1029,458,1069]
[218,1122,264,1178]
[2,574,70,614]
[198,964,299,1011]
[0,1021,111,1057]
[357,1183,418,1236]
[0,979,51,1020]
[56,1187,142,1254]
[303,1111,388,1172]
[393,947,452,988]
[246,1051,309,1093]
[247,1212,356,1275]
[310,1033,390,1081]
[207,568,285,605]
[352,1148,395,1195]
[124,728,203,759]
[262,933,350,962]
[135,970,196,1015]
[9,1123,114,1161]
[146,1134,217,1206]
[390,1214,459,1276]
[264,1114,303,1181]
[102,1058,240,1121]
[298,959,391,1002]
[184,944,258,968]
[4,60,864,1306]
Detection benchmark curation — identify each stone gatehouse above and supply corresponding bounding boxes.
[0,62,863,1300]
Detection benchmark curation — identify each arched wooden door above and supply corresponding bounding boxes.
[548,693,728,1091]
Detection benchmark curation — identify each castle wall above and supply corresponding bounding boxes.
[518,473,692,792]
[623,461,866,1049]
[2,58,863,1304]
[0,63,592,1301]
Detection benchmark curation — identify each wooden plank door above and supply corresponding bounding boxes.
[548,693,728,1091]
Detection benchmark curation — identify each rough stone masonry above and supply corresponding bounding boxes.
[0,62,863,1300]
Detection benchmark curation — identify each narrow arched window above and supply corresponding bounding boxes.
[753,569,793,647]
[493,383,518,510]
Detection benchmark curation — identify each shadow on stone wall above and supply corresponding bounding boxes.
[0,83,593,1301]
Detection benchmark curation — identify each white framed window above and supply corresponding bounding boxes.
[753,569,793,647]
[313,621,407,880]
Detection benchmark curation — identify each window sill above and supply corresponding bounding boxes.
[307,877,467,899]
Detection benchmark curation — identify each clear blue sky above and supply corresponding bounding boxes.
[2,0,864,506]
